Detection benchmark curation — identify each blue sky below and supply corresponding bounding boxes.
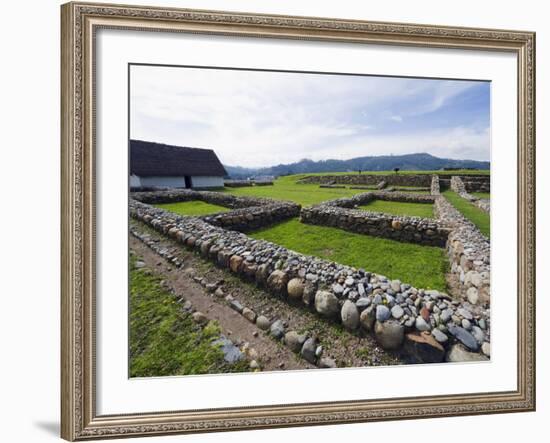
[130,65,490,168]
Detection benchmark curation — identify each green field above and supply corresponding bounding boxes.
[359,200,434,218]
[249,218,448,291]
[155,200,230,216]
[129,254,249,377]
[223,174,366,206]
[471,192,490,199]
[442,190,490,237]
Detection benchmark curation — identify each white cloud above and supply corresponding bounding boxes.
[130,65,489,167]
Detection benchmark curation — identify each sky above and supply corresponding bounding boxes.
[130,65,490,168]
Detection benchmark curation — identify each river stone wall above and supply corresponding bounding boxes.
[386,186,430,193]
[431,175,440,195]
[434,196,491,306]
[223,181,254,187]
[203,204,300,232]
[132,189,274,208]
[300,192,449,247]
[462,176,490,193]
[131,189,301,232]
[449,174,490,193]
[299,173,490,191]
[224,181,274,187]
[130,198,490,362]
[301,189,491,308]
[450,176,490,213]
[298,174,432,187]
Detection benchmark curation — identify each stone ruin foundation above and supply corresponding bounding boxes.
[129,185,491,364]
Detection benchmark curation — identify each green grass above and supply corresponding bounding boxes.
[471,192,490,199]
[222,174,484,207]
[442,191,490,237]
[223,174,367,206]
[359,200,434,218]
[129,255,249,377]
[154,200,230,216]
[249,218,448,291]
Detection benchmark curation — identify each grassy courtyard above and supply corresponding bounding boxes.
[151,175,451,290]
[359,200,434,218]
[442,190,490,237]
[154,200,230,216]
[150,174,492,291]
[224,174,364,206]
[249,218,448,291]
[129,254,249,377]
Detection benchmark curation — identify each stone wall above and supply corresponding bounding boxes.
[450,176,467,194]
[450,176,490,213]
[224,181,274,187]
[434,196,491,306]
[203,204,300,232]
[386,186,430,193]
[300,192,449,247]
[132,189,272,208]
[298,174,432,187]
[462,176,490,193]
[324,191,437,208]
[298,173,490,192]
[449,174,490,193]
[130,199,490,362]
[300,189,491,308]
[431,175,440,195]
[223,181,253,187]
[131,189,300,232]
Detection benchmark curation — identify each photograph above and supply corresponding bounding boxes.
[128,65,492,377]
[57,2,537,440]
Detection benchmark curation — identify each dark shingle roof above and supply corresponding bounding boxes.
[130,140,227,177]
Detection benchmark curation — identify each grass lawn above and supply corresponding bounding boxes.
[129,254,249,377]
[249,218,448,291]
[471,192,490,199]
[359,200,434,218]
[154,200,230,216]
[442,191,490,237]
[222,174,478,207]
[223,174,367,206]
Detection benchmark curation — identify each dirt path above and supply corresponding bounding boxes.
[130,220,403,369]
[130,235,314,371]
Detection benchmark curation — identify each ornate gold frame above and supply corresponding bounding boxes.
[60,2,536,440]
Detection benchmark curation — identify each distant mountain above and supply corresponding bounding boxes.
[224,153,490,179]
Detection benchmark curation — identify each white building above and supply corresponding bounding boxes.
[130,140,226,189]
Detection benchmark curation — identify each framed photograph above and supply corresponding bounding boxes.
[61,2,536,440]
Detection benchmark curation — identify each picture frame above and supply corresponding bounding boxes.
[61,1,536,440]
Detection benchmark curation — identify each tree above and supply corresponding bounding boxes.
[393,167,400,174]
